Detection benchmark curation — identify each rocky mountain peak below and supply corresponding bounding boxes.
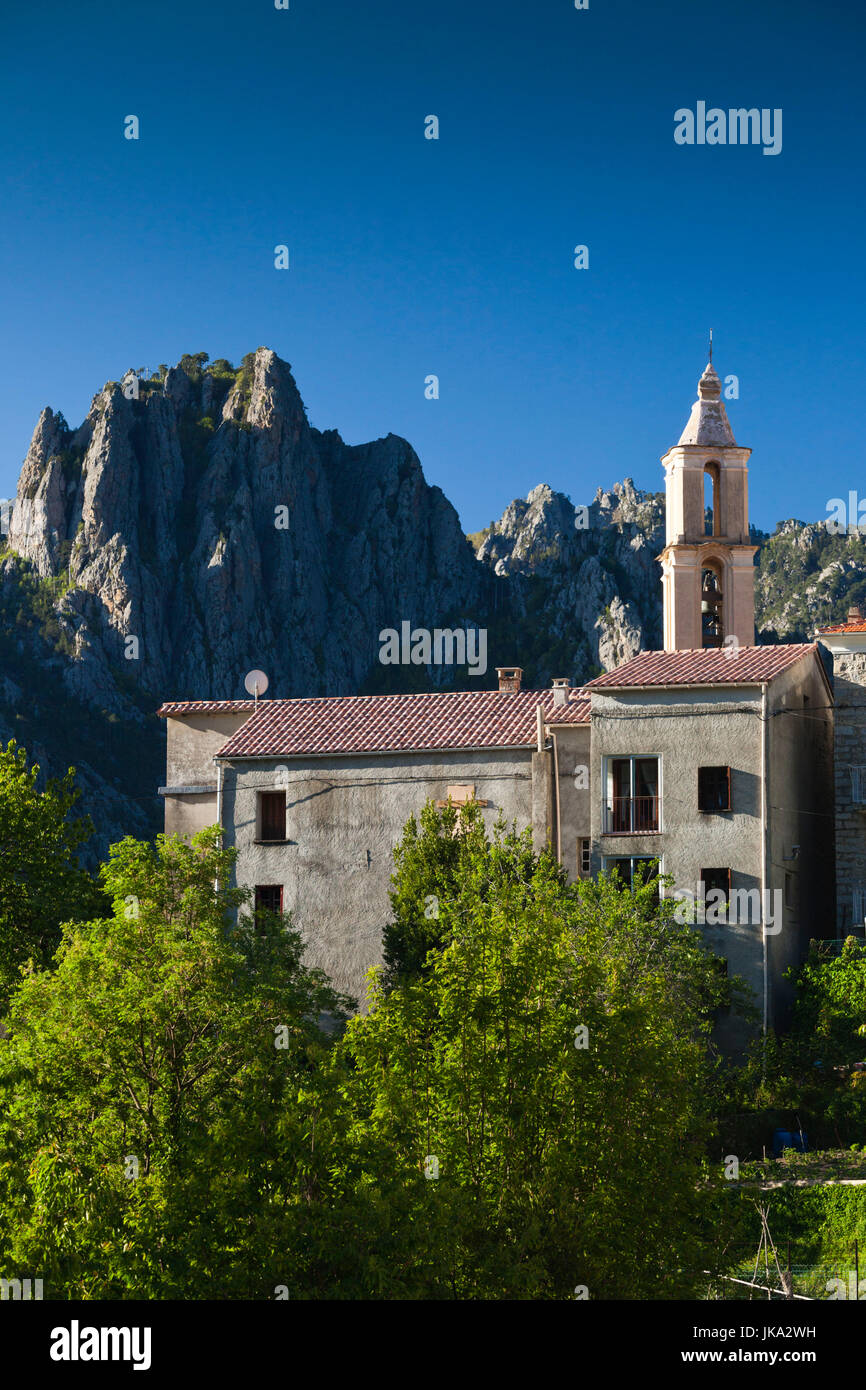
[3,349,486,719]
[0,347,862,857]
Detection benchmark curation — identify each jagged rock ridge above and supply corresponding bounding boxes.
[6,349,485,715]
[2,347,864,854]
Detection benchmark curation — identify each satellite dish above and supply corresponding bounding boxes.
[244,669,269,700]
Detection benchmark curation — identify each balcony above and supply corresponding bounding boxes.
[603,795,660,835]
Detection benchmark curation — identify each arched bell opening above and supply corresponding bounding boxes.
[701,559,724,648]
[703,462,721,537]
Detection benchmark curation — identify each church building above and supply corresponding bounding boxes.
[158,359,836,1049]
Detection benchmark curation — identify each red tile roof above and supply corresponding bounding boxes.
[816,621,866,634]
[158,699,263,716]
[168,688,591,759]
[584,644,820,689]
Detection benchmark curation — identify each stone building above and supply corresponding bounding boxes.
[815,606,866,939]
[584,643,833,1049]
[158,677,591,1005]
[158,360,836,1045]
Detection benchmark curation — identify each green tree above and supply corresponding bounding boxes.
[382,799,565,988]
[177,351,209,380]
[724,938,866,1151]
[0,740,104,1010]
[788,937,866,1065]
[0,827,351,1298]
[328,817,734,1298]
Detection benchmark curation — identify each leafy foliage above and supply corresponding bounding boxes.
[755,523,866,640]
[0,740,105,1010]
[3,783,863,1299]
[0,827,351,1297]
[0,806,744,1299]
[716,939,866,1155]
[382,799,565,988]
[177,352,210,381]
[324,818,737,1298]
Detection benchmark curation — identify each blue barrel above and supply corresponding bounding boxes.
[772,1128,808,1158]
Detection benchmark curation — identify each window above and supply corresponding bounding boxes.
[711,956,731,1018]
[852,768,866,805]
[254,884,283,917]
[703,462,720,537]
[603,855,659,892]
[698,765,731,812]
[259,790,286,842]
[785,871,799,913]
[605,756,660,833]
[700,562,724,648]
[578,837,591,877]
[700,867,731,903]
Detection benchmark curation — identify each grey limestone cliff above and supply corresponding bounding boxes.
[1,347,863,855]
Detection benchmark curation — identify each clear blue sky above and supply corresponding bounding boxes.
[1,0,863,536]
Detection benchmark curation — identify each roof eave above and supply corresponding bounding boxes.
[214,740,546,761]
[589,681,768,694]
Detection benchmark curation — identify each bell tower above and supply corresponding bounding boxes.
[659,357,757,651]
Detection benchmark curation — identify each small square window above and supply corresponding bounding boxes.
[698,766,731,812]
[604,856,659,896]
[700,867,731,901]
[254,884,283,917]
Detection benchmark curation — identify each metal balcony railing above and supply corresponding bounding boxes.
[603,795,660,834]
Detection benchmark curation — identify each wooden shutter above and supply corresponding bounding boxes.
[698,766,731,812]
[260,791,286,841]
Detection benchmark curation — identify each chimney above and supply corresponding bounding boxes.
[848,605,863,623]
[497,666,522,693]
[551,677,570,708]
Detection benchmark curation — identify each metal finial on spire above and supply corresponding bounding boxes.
[708,328,713,363]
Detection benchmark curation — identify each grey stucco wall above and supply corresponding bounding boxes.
[589,685,765,1052]
[827,650,866,936]
[223,747,543,1006]
[163,712,252,838]
[587,656,835,1050]
[549,725,592,878]
[163,790,219,840]
[765,654,835,1032]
